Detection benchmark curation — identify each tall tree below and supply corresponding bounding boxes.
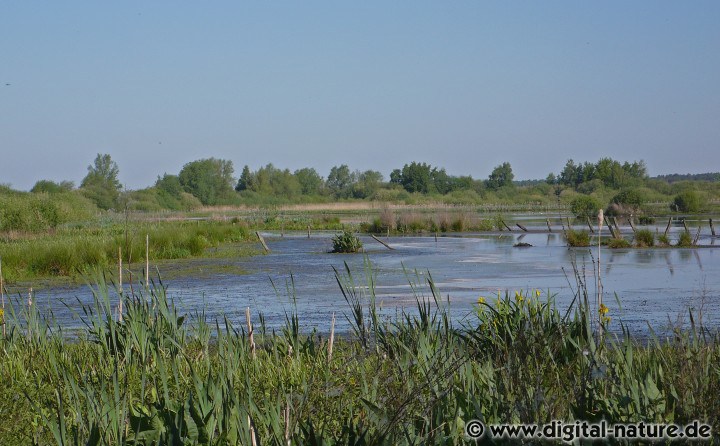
[178,158,235,205]
[486,162,514,190]
[80,153,122,209]
[294,167,324,195]
[326,165,356,198]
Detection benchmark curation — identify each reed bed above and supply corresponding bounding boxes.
[0,266,718,445]
[0,221,250,282]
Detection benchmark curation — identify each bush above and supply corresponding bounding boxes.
[566,230,590,247]
[331,230,363,253]
[634,229,654,247]
[672,190,704,213]
[607,188,645,216]
[676,231,693,247]
[607,238,631,249]
[570,195,602,219]
[658,233,671,246]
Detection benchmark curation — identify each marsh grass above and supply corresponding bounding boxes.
[0,221,250,282]
[0,265,718,444]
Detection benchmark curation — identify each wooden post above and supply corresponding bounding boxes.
[328,312,335,363]
[628,218,636,234]
[693,226,702,245]
[586,217,595,234]
[307,225,311,238]
[559,217,566,232]
[246,307,256,359]
[501,220,513,232]
[683,219,690,234]
[710,218,716,237]
[256,231,270,252]
[612,217,621,237]
[371,234,395,250]
[546,218,552,233]
[605,218,617,239]
[516,223,528,232]
[566,217,572,232]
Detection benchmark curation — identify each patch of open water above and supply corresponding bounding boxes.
[14,228,720,338]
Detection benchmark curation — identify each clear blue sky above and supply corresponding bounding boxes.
[1,1,718,190]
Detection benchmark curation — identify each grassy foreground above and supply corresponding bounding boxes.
[0,267,718,444]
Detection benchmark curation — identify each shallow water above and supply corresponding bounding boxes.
[14,225,720,337]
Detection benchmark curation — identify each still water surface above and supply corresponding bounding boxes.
[21,229,720,337]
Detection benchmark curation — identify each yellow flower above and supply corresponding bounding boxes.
[535,289,541,298]
[599,303,609,315]
[515,291,524,302]
[477,296,485,305]
[0,308,3,323]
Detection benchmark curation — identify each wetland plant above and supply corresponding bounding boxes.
[565,229,591,247]
[634,228,655,247]
[331,230,363,253]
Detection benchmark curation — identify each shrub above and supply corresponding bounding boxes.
[607,238,631,249]
[331,230,363,253]
[634,229,654,247]
[638,216,655,225]
[672,190,704,213]
[676,231,693,247]
[570,195,602,219]
[658,233,671,246]
[606,188,645,216]
[566,230,590,247]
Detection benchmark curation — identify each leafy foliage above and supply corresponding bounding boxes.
[570,195,602,219]
[485,162,514,190]
[672,190,704,213]
[178,158,235,205]
[80,153,122,210]
[331,230,363,253]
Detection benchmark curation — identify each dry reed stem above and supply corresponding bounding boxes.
[118,247,123,322]
[145,234,149,289]
[248,415,257,446]
[246,307,256,359]
[328,312,336,363]
[284,402,291,446]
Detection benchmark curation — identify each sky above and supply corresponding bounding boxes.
[1,1,719,191]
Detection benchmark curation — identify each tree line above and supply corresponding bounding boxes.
[20,153,718,213]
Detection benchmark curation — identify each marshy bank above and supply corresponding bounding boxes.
[0,267,718,444]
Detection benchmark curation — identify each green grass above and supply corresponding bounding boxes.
[0,221,251,282]
[0,266,718,444]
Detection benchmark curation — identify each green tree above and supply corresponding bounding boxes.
[400,162,433,193]
[352,170,384,198]
[294,168,324,195]
[486,162,514,190]
[80,153,122,210]
[155,174,183,198]
[31,180,74,194]
[235,165,256,192]
[326,165,356,198]
[178,158,235,205]
[672,190,704,213]
[570,196,602,219]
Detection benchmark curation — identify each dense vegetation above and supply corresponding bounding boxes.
[3,153,716,216]
[0,268,717,444]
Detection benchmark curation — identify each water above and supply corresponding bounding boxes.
[15,227,720,337]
